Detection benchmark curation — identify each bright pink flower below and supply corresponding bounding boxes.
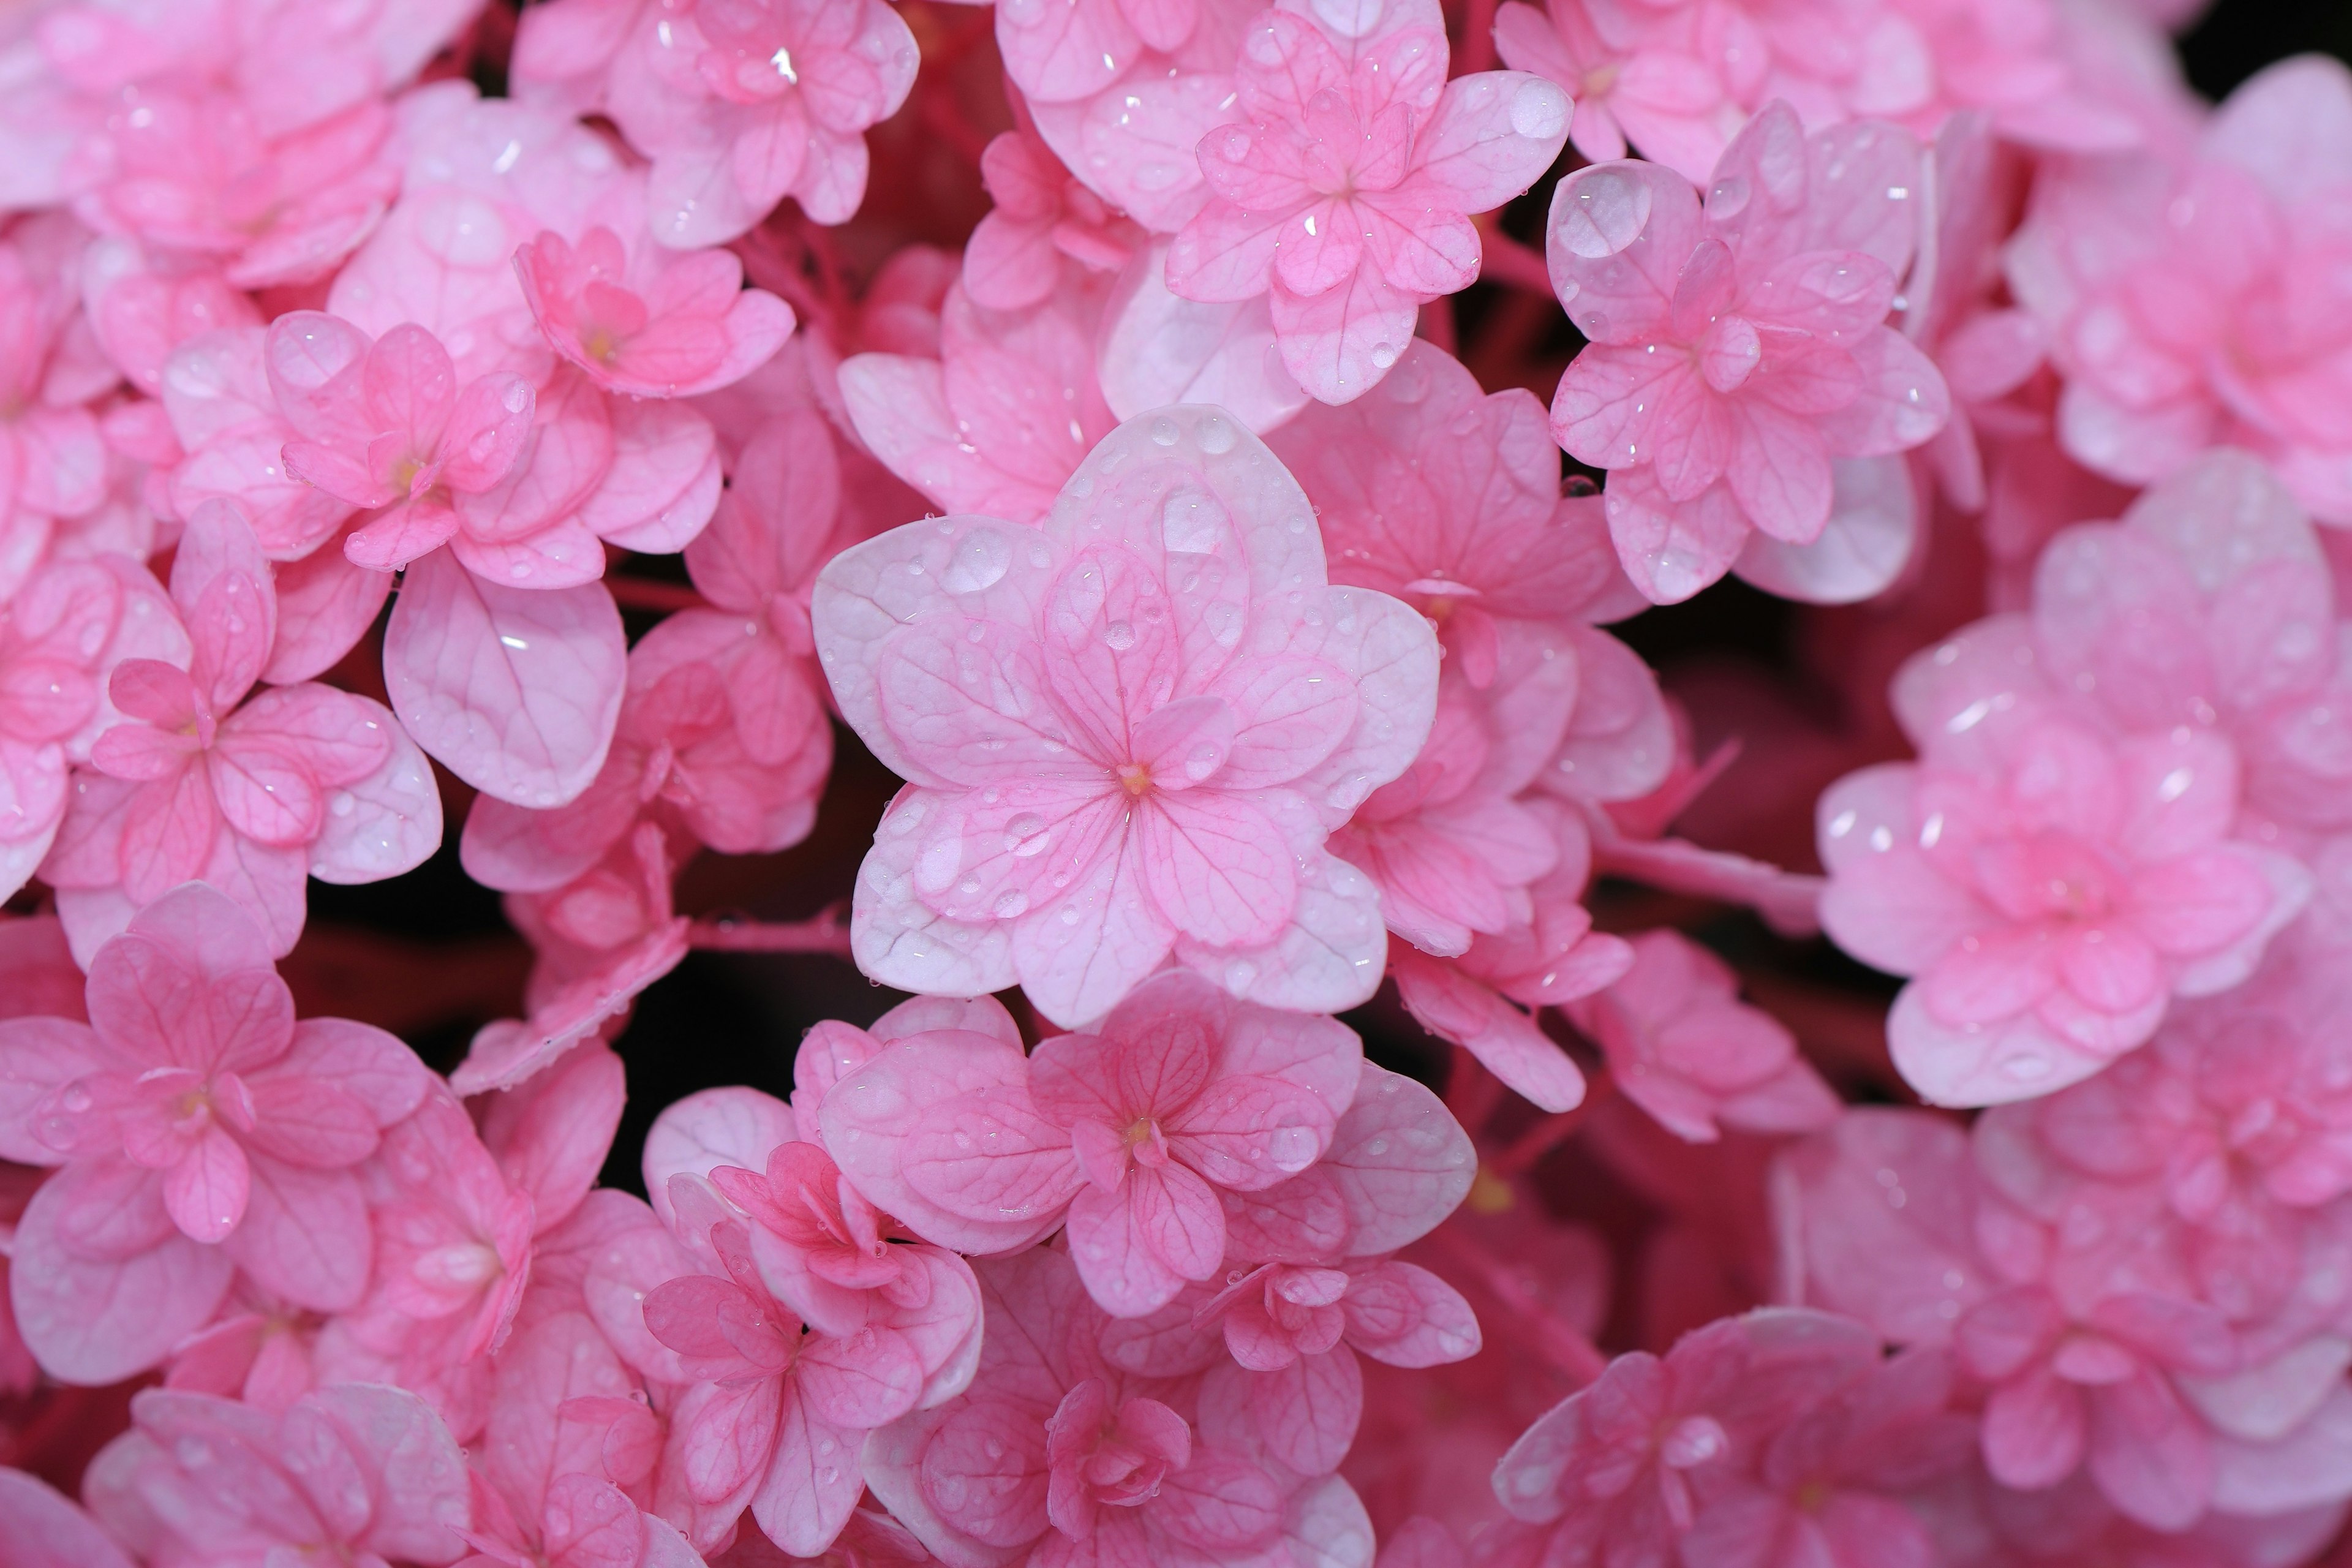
[823,970,1361,1315]
[1562,929,1839,1142]
[158,325,363,565]
[1547,104,1951,603]
[590,0,920,246]
[839,281,1121,525]
[1164,0,1570,404]
[814,405,1439,1025]
[1268,339,1635,683]
[864,1248,1305,1568]
[636,1225,923,1555]
[965,125,1146,312]
[461,1311,701,1568]
[0,884,429,1385]
[1492,0,1748,181]
[0,557,185,906]
[270,311,539,576]
[2008,57,2352,523]
[42,499,439,960]
[83,1383,471,1567]
[516,225,796,399]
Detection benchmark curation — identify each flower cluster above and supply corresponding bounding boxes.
[1,1,2350,1567]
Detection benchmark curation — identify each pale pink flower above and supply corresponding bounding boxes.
[0,237,110,587]
[838,281,1120,524]
[1492,0,1750,181]
[1820,705,2311,1107]
[864,1248,1305,1568]
[515,225,797,399]
[317,1085,542,1444]
[1165,0,1570,404]
[460,477,838,907]
[42,499,440,961]
[1488,1310,1887,1559]
[0,883,430,1385]
[157,325,363,565]
[0,1467,135,1568]
[595,0,921,246]
[82,1384,471,1567]
[813,404,1439,1026]
[965,126,1147,312]
[1562,928,1839,1142]
[1547,104,1950,603]
[62,87,399,290]
[2007,57,2352,523]
[1778,1104,2352,1531]
[823,970,1360,1316]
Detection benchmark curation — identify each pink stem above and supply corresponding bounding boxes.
[1459,0,1498,74]
[1428,1223,1609,1384]
[1477,222,1555,299]
[606,576,709,614]
[687,906,854,956]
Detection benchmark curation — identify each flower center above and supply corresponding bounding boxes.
[771,45,797,83]
[1118,763,1153,796]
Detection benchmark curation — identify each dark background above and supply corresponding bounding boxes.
[292,0,2352,1197]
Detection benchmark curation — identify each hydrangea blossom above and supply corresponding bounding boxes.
[2008,57,2352,522]
[1163,0,1570,403]
[43,499,440,960]
[813,403,1439,1026]
[0,884,431,1385]
[1547,104,1952,603]
[823,970,1362,1315]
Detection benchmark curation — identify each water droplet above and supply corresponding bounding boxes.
[1197,415,1236,454]
[1149,416,1181,447]
[1104,620,1137,650]
[943,528,1011,593]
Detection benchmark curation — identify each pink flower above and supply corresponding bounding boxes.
[1547,104,1951,603]
[271,312,540,576]
[839,282,1121,524]
[64,88,399,290]
[638,1220,924,1555]
[462,1311,701,1568]
[1487,1309,1930,1566]
[2008,57,2352,522]
[0,234,110,589]
[317,1083,549,1444]
[1821,708,2310,1106]
[1164,0,1570,403]
[1777,1104,2352,1531]
[813,404,1439,1026]
[0,1467,135,1568]
[515,225,796,399]
[1267,339,1635,685]
[597,0,921,246]
[0,557,184,906]
[864,1248,1305,1568]
[0,883,430,1385]
[823,970,1362,1316]
[83,1384,470,1567]
[42,499,440,960]
[1492,0,1749,181]
[1562,929,1839,1142]
[965,126,1146,312]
